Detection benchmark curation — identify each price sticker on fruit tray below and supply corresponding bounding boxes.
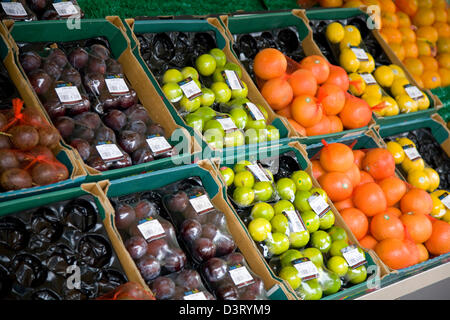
[189,194,214,215]
[216,116,238,133]
[229,265,255,288]
[53,1,79,17]
[439,192,450,209]
[283,210,306,233]
[146,135,172,155]
[360,73,377,85]
[402,144,421,161]
[96,143,123,161]
[341,245,367,269]
[137,217,166,241]
[1,2,27,17]
[246,163,270,182]
[222,70,243,90]
[244,102,265,121]
[404,84,424,101]
[183,290,207,300]
[350,47,369,61]
[293,258,319,281]
[55,83,82,104]
[308,192,330,218]
[179,77,202,100]
[105,76,130,95]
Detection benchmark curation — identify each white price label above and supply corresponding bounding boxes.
[137,218,165,241]
[189,194,214,215]
[245,102,265,121]
[105,77,129,95]
[179,78,202,100]
[52,1,78,17]
[293,258,318,281]
[55,85,82,104]
[246,163,270,182]
[341,245,367,269]
[223,70,243,90]
[402,144,421,161]
[360,73,377,85]
[308,193,330,218]
[1,2,27,17]
[283,210,306,233]
[183,291,207,300]
[96,144,123,161]
[146,136,172,155]
[439,193,450,209]
[404,85,424,101]
[229,266,254,288]
[216,117,237,132]
[351,47,369,61]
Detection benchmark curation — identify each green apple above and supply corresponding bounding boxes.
[290,230,310,248]
[248,218,272,242]
[291,170,313,192]
[184,113,203,132]
[211,82,232,104]
[327,256,349,277]
[162,82,183,103]
[228,97,250,108]
[233,170,255,188]
[276,178,297,201]
[204,119,225,136]
[245,118,267,131]
[204,128,224,149]
[280,249,303,267]
[199,88,215,107]
[251,202,275,221]
[233,186,255,206]
[224,62,242,78]
[220,167,234,187]
[270,214,289,234]
[209,48,227,68]
[233,160,252,173]
[256,128,268,143]
[266,232,290,255]
[346,265,367,285]
[302,248,324,267]
[207,139,223,150]
[297,279,323,300]
[273,200,295,216]
[212,67,226,83]
[294,190,312,212]
[195,54,216,76]
[266,125,280,142]
[224,130,245,148]
[279,266,301,290]
[328,226,349,242]
[162,68,183,84]
[321,270,341,295]
[265,169,274,182]
[310,230,332,253]
[310,187,328,203]
[253,181,274,202]
[229,108,248,130]
[179,96,201,112]
[245,128,259,145]
[231,81,248,99]
[181,66,199,80]
[329,239,349,257]
[300,210,320,233]
[319,211,335,230]
[193,106,216,123]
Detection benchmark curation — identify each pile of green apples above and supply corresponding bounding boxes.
[160,48,280,149]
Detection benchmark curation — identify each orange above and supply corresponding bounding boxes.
[389,43,405,61]
[419,55,439,71]
[291,95,323,127]
[353,150,365,169]
[288,119,306,136]
[397,11,411,28]
[425,220,450,255]
[381,12,399,29]
[380,27,402,44]
[434,10,448,23]
[403,57,424,76]
[421,70,442,88]
[412,8,435,26]
[362,148,396,181]
[334,197,354,212]
[318,172,354,202]
[311,160,326,180]
[341,208,369,240]
[319,0,344,7]
[370,212,405,241]
[317,84,346,116]
[261,77,293,110]
[359,235,378,250]
[418,0,433,8]
[378,177,407,207]
[320,142,354,173]
[396,0,418,17]
[433,22,450,38]
[328,115,343,133]
[344,163,361,187]
[342,0,364,7]
[400,212,433,243]
[414,76,425,88]
[253,48,287,80]
[437,37,450,53]
[375,238,411,269]
[417,40,433,56]
[437,53,450,68]
[400,188,433,215]
[416,243,429,262]
[402,41,419,59]
[383,207,402,218]
[439,68,450,86]
[416,26,439,43]
[358,171,375,186]
[399,27,416,43]
[277,105,292,119]
[288,69,318,97]
[305,115,332,136]
[300,55,330,84]
[353,182,388,217]
[379,0,396,13]
[432,0,447,9]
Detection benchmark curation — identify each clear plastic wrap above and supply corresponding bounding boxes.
[0,0,36,21]
[26,0,84,20]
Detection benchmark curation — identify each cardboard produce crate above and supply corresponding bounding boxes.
[0,17,196,183]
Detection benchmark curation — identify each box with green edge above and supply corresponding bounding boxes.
[0,22,87,203]
[1,17,196,183]
[121,16,295,161]
[304,7,442,127]
[432,86,450,111]
[218,140,381,300]
[305,128,450,287]
[0,181,148,298]
[100,158,297,300]
[219,9,376,146]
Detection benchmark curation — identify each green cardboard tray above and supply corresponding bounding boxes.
[5,18,193,182]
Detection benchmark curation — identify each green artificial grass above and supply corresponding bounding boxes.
[262,0,301,10]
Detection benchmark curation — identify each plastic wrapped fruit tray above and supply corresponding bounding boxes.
[0,0,83,21]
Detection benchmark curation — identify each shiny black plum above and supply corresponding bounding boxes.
[125,236,147,260]
[114,204,136,230]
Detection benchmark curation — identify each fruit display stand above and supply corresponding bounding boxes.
[218,140,381,300]
[0,22,86,202]
[304,7,443,127]
[1,17,196,183]
[99,159,296,300]
[121,17,295,161]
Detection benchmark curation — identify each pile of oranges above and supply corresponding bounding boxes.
[253,49,373,136]
[312,141,450,270]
